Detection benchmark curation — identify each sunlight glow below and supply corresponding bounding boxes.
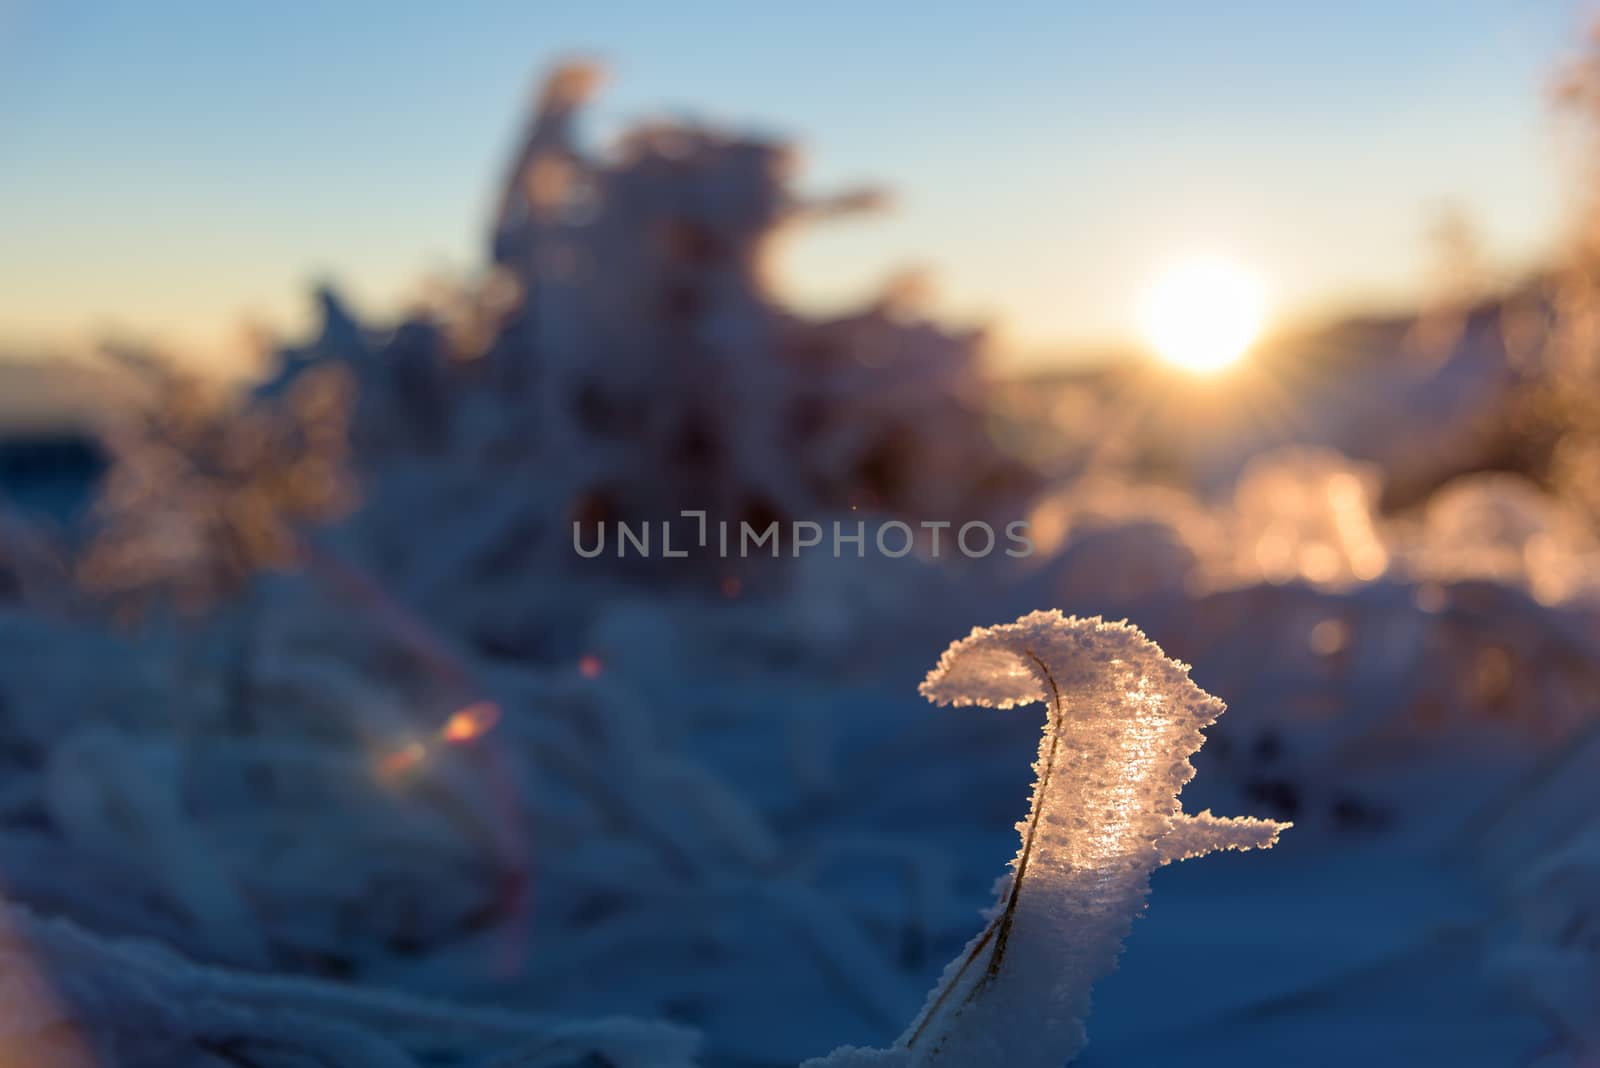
[441,701,501,744]
[1139,256,1266,373]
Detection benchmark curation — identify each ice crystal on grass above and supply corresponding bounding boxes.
[811,611,1287,1067]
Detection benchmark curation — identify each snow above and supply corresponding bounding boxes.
[854,613,1285,1067]
[1,56,1599,1068]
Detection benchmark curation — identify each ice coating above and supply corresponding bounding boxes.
[892,611,1287,1066]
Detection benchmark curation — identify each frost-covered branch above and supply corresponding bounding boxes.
[809,611,1288,1067]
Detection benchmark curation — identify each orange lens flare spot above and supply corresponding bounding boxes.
[377,740,427,780]
[441,701,501,744]
[578,653,603,679]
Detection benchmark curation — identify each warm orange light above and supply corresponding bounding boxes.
[1139,256,1265,372]
[441,701,501,744]
[578,653,603,679]
[377,740,427,780]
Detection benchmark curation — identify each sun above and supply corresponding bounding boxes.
[1138,256,1266,372]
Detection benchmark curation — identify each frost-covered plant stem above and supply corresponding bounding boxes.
[809,611,1288,1068]
[902,650,1066,1048]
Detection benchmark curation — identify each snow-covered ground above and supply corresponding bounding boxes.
[1,62,1598,1068]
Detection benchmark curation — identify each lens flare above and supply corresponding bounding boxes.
[441,701,501,744]
[377,740,428,781]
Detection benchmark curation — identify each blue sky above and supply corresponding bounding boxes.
[0,1,1588,370]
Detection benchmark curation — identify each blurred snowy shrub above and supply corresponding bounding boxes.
[0,507,72,608]
[1023,476,1217,603]
[1226,447,1389,588]
[1405,473,1600,606]
[80,353,355,612]
[255,60,1033,598]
